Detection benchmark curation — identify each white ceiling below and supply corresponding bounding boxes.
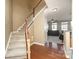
[44,0,72,21]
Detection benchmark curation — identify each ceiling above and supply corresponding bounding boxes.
[44,0,72,21]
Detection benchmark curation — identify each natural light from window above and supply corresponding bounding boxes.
[61,22,68,31]
[52,23,57,31]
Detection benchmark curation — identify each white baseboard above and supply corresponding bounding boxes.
[5,32,13,55]
[64,47,70,59]
[31,42,44,46]
[17,23,25,32]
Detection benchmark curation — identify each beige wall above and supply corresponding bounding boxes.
[34,0,46,15]
[64,32,71,57]
[12,0,31,31]
[29,0,46,15]
[12,0,46,31]
[33,9,46,44]
[28,0,41,10]
[27,0,46,43]
[5,0,13,47]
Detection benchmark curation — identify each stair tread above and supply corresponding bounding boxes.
[9,41,26,49]
[12,32,25,35]
[10,39,25,42]
[11,37,25,41]
[5,55,26,59]
[11,35,25,38]
[12,34,25,36]
[6,48,26,57]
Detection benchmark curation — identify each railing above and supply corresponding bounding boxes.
[25,0,44,59]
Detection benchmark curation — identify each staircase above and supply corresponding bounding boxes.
[5,0,47,58]
[5,29,26,59]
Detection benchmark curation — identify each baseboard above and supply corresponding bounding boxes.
[31,42,44,46]
[64,47,70,59]
[17,23,25,32]
[5,32,13,54]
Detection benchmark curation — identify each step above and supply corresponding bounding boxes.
[12,34,25,37]
[12,32,25,35]
[18,28,24,31]
[11,36,25,39]
[11,35,25,38]
[8,41,26,49]
[10,38,25,42]
[5,55,26,59]
[10,38,25,43]
[6,48,26,57]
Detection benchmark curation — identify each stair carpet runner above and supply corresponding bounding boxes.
[5,30,26,59]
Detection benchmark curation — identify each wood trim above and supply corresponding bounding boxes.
[33,8,35,17]
[5,32,13,54]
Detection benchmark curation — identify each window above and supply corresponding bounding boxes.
[52,23,57,30]
[61,22,68,31]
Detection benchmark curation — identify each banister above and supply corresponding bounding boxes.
[33,8,35,17]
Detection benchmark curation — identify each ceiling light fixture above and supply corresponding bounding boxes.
[52,8,57,12]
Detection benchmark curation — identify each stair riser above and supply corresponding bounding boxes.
[11,37,25,39]
[6,48,26,57]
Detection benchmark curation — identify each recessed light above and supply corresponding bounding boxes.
[52,8,57,12]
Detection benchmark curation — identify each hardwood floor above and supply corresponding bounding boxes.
[30,44,67,59]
